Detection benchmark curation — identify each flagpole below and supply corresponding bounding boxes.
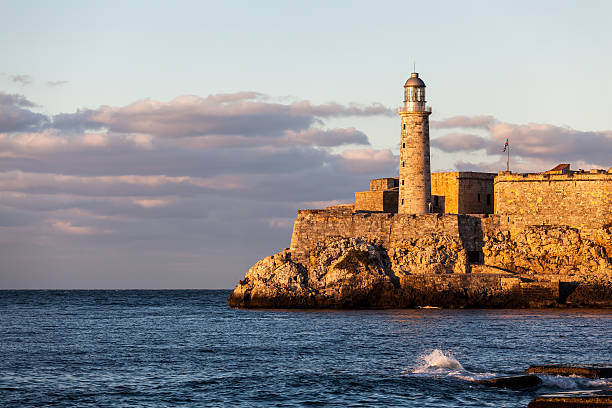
[506,143,510,172]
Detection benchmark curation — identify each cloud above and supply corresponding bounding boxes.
[9,74,32,87]
[267,217,293,229]
[281,127,369,146]
[431,115,496,129]
[0,92,36,108]
[339,148,397,174]
[0,171,248,196]
[431,115,612,171]
[133,198,176,208]
[49,219,97,235]
[431,133,491,152]
[485,122,612,165]
[47,80,68,87]
[0,92,48,132]
[51,93,392,138]
[4,91,610,289]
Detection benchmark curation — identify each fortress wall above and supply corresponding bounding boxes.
[431,173,459,213]
[354,190,398,212]
[430,172,495,214]
[289,209,485,260]
[495,172,612,230]
[370,178,398,191]
[458,173,495,214]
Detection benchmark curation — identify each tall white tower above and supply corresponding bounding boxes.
[398,72,432,214]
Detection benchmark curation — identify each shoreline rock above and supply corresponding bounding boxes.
[527,396,612,408]
[525,365,612,379]
[476,375,542,390]
[228,236,612,309]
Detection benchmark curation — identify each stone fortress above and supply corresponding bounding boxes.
[229,73,612,309]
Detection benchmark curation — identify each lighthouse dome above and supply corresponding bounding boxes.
[404,72,426,87]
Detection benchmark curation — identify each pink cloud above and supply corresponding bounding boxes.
[339,148,397,174]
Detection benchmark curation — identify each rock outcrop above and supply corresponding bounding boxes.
[476,375,542,390]
[228,224,612,308]
[527,396,612,408]
[525,365,612,379]
[483,225,612,278]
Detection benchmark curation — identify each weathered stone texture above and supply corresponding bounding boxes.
[431,172,495,214]
[289,210,484,262]
[370,177,399,191]
[354,190,398,212]
[495,172,612,230]
[230,209,612,308]
[399,112,431,214]
[229,235,612,308]
[482,225,612,278]
[525,365,612,379]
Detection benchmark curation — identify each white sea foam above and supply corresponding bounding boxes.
[412,349,463,373]
[540,375,612,390]
[408,349,496,381]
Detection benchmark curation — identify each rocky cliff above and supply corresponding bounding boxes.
[228,222,612,309]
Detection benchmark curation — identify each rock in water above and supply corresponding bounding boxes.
[476,375,542,390]
[527,396,612,408]
[525,364,612,379]
[228,239,398,308]
[228,234,612,309]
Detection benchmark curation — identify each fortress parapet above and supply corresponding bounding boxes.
[495,166,612,230]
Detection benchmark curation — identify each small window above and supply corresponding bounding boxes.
[402,161,404,167]
[401,180,404,185]
[467,251,482,264]
[401,199,404,205]
[477,193,481,202]
[403,123,406,130]
[486,194,491,205]
[402,142,405,148]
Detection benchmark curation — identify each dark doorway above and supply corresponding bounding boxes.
[467,250,482,264]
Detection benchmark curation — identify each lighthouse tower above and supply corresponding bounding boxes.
[398,72,432,214]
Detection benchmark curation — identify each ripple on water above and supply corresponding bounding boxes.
[0,290,610,407]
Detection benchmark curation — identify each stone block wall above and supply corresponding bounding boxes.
[289,209,484,261]
[399,112,431,214]
[458,172,495,214]
[431,172,495,214]
[354,190,398,212]
[370,177,399,191]
[431,173,459,213]
[495,171,612,230]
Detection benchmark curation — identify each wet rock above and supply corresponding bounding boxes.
[525,365,612,379]
[476,374,542,390]
[527,396,612,407]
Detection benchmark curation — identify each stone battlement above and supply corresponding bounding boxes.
[495,168,612,230]
[496,169,612,183]
[289,210,492,263]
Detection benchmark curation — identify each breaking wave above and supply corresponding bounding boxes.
[540,375,612,390]
[413,349,464,372]
[409,350,612,392]
[408,349,495,381]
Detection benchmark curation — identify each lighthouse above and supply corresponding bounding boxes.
[398,72,432,214]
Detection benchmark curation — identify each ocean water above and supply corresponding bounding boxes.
[0,290,610,407]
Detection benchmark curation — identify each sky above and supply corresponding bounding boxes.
[1,0,611,289]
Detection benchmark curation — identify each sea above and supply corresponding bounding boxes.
[0,290,610,407]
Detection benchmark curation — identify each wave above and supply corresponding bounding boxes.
[408,349,495,381]
[412,349,464,372]
[407,349,612,391]
[540,375,612,390]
